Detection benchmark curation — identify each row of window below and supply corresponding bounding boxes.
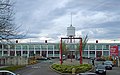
[0,44,118,50]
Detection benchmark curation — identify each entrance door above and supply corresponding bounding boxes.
[96,51,102,57]
[42,51,46,57]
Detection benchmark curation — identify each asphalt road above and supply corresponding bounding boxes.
[106,67,120,75]
[15,59,60,75]
[15,59,120,75]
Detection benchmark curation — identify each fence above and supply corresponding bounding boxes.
[0,56,28,66]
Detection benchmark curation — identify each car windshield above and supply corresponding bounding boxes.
[79,73,96,75]
[97,65,105,69]
[80,74,96,75]
[104,62,111,65]
[104,61,112,64]
[105,61,112,63]
[0,72,14,75]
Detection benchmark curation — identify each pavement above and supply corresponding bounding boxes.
[0,66,8,69]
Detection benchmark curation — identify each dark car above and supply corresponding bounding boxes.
[103,62,112,70]
[77,72,97,75]
[95,64,106,75]
[104,61,114,67]
[37,57,51,60]
[103,61,113,70]
[95,57,105,61]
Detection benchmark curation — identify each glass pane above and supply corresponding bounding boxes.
[89,44,95,50]
[103,45,109,50]
[84,45,88,50]
[96,44,102,50]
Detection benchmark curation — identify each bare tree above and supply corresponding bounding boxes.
[75,35,89,59]
[0,0,20,42]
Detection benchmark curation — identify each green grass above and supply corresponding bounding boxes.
[0,65,26,72]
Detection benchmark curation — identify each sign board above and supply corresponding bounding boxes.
[118,46,120,56]
[110,46,118,56]
[118,46,120,51]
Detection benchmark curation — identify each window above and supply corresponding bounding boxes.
[48,51,53,54]
[23,51,27,54]
[16,45,21,50]
[22,45,27,50]
[0,72,14,75]
[35,45,40,50]
[96,44,102,50]
[29,45,34,50]
[41,45,47,50]
[48,45,53,51]
[90,51,95,57]
[84,45,88,50]
[54,44,59,49]
[9,45,15,49]
[4,51,8,54]
[0,44,2,49]
[90,51,95,54]
[89,44,95,50]
[55,51,59,54]
[103,45,109,50]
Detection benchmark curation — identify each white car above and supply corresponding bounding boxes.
[0,70,19,75]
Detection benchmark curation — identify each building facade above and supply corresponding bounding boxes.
[0,43,120,58]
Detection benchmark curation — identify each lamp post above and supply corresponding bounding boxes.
[45,40,48,57]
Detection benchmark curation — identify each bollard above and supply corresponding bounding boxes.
[72,68,76,74]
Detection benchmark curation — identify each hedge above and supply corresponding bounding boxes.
[51,64,92,73]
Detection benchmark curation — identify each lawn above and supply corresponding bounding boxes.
[0,65,26,72]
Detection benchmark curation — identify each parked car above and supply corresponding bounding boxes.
[104,60,114,67]
[0,70,19,75]
[103,62,112,70]
[77,72,97,75]
[63,55,67,60]
[37,57,51,60]
[90,57,95,60]
[95,57,105,61]
[95,64,106,75]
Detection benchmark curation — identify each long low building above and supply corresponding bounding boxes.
[0,43,120,58]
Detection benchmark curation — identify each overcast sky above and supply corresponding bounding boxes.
[14,0,120,43]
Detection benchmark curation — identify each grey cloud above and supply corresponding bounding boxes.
[14,0,120,42]
[80,21,120,39]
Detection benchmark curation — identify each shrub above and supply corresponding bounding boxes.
[51,64,92,73]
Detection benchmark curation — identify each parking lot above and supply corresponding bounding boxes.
[94,59,120,75]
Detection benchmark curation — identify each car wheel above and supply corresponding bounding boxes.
[110,68,112,70]
[104,72,106,75]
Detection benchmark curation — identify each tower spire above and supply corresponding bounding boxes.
[71,12,72,26]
